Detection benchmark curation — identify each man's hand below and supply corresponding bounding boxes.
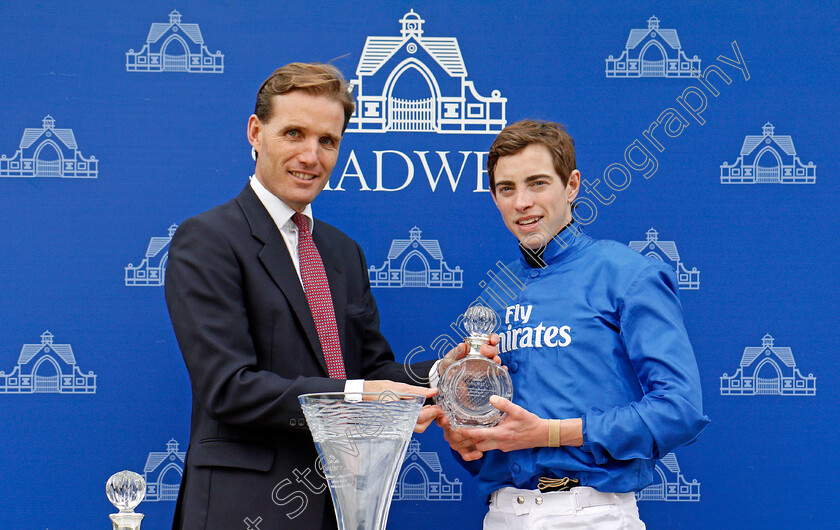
[460,396,549,453]
[414,404,442,433]
[436,413,485,461]
[363,380,437,399]
[438,334,503,377]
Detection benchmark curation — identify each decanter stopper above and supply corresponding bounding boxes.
[106,470,146,530]
[463,304,498,356]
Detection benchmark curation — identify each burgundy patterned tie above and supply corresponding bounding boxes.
[292,213,346,379]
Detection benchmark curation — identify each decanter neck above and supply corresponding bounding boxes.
[465,335,489,357]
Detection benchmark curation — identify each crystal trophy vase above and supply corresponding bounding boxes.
[106,470,146,530]
[299,392,424,530]
[438,305,513,428]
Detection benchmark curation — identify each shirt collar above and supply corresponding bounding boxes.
[519,219,590,268]
[249,175,313,233]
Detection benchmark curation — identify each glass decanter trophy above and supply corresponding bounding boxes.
[438,304,513,428]
[299,392,424,530]
[106,470,146,530]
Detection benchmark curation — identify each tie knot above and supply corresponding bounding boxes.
[292,212,309,234]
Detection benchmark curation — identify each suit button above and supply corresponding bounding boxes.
[517,496,525,504]
[535,496,543,505]
[511,463,521,473]
[289,418,297,426]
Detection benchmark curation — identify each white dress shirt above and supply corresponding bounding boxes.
[250,176,364,397]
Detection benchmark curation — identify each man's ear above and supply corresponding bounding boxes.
[566,170,581,202]
[247,114,261,150]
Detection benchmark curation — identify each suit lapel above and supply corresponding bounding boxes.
[235,184,329,376]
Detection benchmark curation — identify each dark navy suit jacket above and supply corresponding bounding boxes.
[165,184,433,529]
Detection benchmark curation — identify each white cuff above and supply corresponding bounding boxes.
[428,360,442,389]
[344,379,364,402]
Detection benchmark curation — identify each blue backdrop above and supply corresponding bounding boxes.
[0,1,837,528]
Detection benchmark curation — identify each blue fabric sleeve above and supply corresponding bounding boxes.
[581,264,710,463]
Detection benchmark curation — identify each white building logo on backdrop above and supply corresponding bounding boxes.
[0,116,98,178]
[369,227,463,288]
[126,10,224,73]
[0,331,96,393]
[636,453,700,502]
[392,440,462,501]
[606,16,701,78]
[721,334,816,395]
[142,439,185,501]
[346,9,506,134]
[629,228,699,290]
[720,123,816,184]
[125,224,177,286]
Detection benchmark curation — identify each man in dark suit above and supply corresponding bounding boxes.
[165,63,448,529]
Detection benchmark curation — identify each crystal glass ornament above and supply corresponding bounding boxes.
[299,392,424,530]
[106,470,146,530]
[437,305,513,428]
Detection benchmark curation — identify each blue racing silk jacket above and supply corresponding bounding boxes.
[459,228,710,497]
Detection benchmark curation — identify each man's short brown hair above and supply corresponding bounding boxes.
[487,120,577,193]
[254,62,355,132]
